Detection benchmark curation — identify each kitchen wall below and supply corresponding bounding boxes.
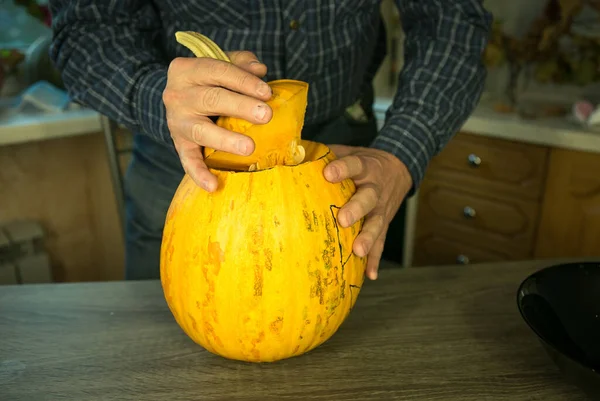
[374,0,600,104]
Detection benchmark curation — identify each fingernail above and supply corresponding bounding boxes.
[253,104,267,120]
[325,165,338,181]
[344,211,355,227]
[256,82,270,96]
[237,140,250,155]
[249,60,261,65]
[202,179,213,191]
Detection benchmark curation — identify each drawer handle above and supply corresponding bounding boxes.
[467,154,481,167]
[463,206,476,218]
[457,255,470,265]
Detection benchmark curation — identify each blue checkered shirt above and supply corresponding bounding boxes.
[49,0,491,190]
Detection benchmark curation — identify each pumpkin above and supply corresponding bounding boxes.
[160,31,367,363]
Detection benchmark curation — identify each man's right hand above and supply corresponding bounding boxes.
[162,51,273,191]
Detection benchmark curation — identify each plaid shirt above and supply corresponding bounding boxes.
[49,0,491,189]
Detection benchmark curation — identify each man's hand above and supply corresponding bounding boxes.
[162,51,273,192]
[323,145,413,280]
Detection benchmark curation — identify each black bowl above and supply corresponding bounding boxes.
[517,261,600,399]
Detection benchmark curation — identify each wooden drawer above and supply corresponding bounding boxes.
[415,179,540,254]
[412,179,540,266]
[426,132,549,200]
[413,233,517,266]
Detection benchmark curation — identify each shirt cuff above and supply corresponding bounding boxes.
[370,115,438,198]
[133,66,171,144]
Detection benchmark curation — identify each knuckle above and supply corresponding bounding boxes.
[238,50,255,60]
[349,155,364,173]
[201,87,222,111]
[236,72,252,90]
[364,185,379,202]
[208,59,232,79]
[371,213,385,229]
[191,121,209,144]
[168,57,187,73]
[162,88,177,105]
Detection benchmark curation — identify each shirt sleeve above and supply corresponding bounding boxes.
[372,0,492,195]
[49,1,171,144]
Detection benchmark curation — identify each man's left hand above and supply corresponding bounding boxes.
[323,145,413,280]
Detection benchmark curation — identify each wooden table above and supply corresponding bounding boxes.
[0,260,591,400]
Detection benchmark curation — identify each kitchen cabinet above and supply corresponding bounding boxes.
[534,148,600,258]
[0,131,126,282]
[412,131,600,266]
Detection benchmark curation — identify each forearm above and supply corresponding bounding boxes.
[372,0,492,194]
[49,1,170,144]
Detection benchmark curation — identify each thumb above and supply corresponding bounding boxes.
[227,50,267,77]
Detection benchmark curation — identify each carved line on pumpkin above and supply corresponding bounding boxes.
[349,284,361,312]
[329,205,363,313]
[206,148,332,173]
[328,204,353,274]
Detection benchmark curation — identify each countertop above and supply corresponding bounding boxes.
[0,259,591,400]
[373,97,600,155]
[0,104,102,147]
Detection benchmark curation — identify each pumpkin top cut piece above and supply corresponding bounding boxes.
[204,79,309,172]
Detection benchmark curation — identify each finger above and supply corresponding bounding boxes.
[324,155,364,183]
[338,184,379,227]
[227,50,268,77]
[173,138,218,192]
[173,116,255,155]
[193,58,272,100]
[353,213,385,257]
[365,232,386,281]
[192,85,272,124]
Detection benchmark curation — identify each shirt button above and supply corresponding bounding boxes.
[289,19,300,30]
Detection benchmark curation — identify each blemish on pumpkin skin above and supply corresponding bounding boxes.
[251,349,260,360]
[207,239,224,276]
[312,211,319,228]
[303,210,313,231]
[230,200,235,210]
[188,313,198,331]
[204,321,224,349]
[265,249,273,271]
[250,331,265,347]
[274,216,280,226]
[254,265,263,296]
[309,269,324,304]
[322,218,336,270]
[270,316,283,334]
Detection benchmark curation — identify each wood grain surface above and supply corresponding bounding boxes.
[0,260,592,400]
[0,132,125,282]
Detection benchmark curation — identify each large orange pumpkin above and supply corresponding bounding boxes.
[160,31,366,363]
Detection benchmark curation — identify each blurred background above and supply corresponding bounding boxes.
[2,0,600,285]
